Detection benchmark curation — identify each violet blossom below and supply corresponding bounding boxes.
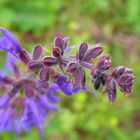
[0,27,134,135]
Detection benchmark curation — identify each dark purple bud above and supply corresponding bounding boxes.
[93,78,100,90]
[112,66,125,79]
[100,75,107,85]
[96,59,111,71]
[28,61,43,71]
[52,47,61,58]
[39,67,49,81]
[19,50,31,64]
[84,43,103,62]
[91,68,101,79]
[77,42,88,60]
[106,77,117,103]
[33,44,43,60]
[43,56,58,66]
[117,74,134,94]
[100,55,109,60]
[66,62,79,73]
[54,37,64,55]
[72,67,85,87]
[124,68,133,74]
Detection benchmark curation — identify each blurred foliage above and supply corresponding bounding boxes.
[0,0,140,140]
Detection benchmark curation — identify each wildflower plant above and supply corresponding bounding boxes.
[0,27,134,135]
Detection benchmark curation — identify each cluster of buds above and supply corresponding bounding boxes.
[0,27,134,135]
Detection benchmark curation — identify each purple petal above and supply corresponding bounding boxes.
[28,61,43,71]
[33,44,43,60]
[0,107,13,132]
[112,66,125,79]
[13,120,22,135]
[117,74,134,94]
[5,52,18,74]
[106,77,117,103]
[19,50,31,64]
[24,81,35,97]
[21,97,44,134]
[37,95,59,112]
[55,75,79,96]
[0,95,11,109]
[96,58,111,71]
[91,68,101,79]
[52,47,61,58]
[66,62,79,73]
[0,27,22,56]
[64,44,78,54]
[39,66,49,81]
[77,42,88,60]
[54,37,64,55]
[72,67,85,87]
[63,37,70,44]
[84,43,103,62]
[43,56,58,66]
[46,84,60,103]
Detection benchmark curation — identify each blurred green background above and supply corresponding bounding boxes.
[0,0,140,140]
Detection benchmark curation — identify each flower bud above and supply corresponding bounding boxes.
[106,77,117,103]
[52,47,61,58]
[112,66,125,79]
[33,44,43,60]
[54,37,64,55]
[93,78,100,90]
[66,62,79,73]
[39,67,49,81]
[96,59,111,71]
[19,50,31,64]
[84,43,103,62]
[72,66,85,87]
[28,61,43,71]
[91,68,100,79]
[77,42,88,60]
[43,56,58,67]
[117,74,134,94]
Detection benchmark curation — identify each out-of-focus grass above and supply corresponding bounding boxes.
[0,0,140,140]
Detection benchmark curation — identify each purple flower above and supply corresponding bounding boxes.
[0,28,135,135]
[0,107,13,132]
[21,97,44,134]
[66,42,103,87]
[0,27,22,56]
[54,74,96,95]
[32,44,43,60]
[106,76,117,103]
[37,94,59,112]
[46,84,60,103]
[13,120,23,135]
[112,66,134,95]
[0,95,11,109]
[105,66,134,102]
[91,55,111,90]
[54,74,79,96]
